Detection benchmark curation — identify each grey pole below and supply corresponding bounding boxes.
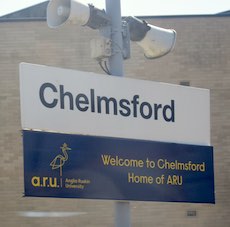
[105,0,124,77]
[105,0,131,226]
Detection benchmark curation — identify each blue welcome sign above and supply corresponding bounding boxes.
[23,130,215,203]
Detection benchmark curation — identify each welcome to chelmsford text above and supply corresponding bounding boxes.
[39,83,175,122]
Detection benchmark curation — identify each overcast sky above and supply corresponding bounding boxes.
[0,0,229,17]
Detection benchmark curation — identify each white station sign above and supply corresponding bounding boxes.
[19,63,210,145]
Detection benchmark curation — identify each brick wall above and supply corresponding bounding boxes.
[0,15,229,226]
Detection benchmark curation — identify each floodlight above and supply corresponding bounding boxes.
[125,16,176,59]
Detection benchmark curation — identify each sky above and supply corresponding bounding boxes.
[0,0,229,17]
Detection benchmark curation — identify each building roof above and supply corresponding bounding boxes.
[0,1,229,22]
[0,1,48,21]
[218,10,230,15]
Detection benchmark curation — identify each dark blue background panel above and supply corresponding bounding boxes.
[23,130,215,203]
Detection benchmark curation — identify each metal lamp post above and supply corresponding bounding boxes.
[105,0,130,226]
